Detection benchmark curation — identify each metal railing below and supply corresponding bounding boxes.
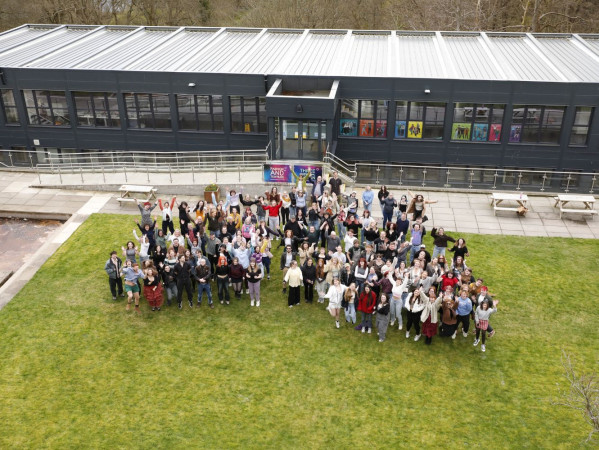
[323,150,358,183]
[0,148,268,183]
[353,161,598,194]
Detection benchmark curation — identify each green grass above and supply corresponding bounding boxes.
[0,213,598,448]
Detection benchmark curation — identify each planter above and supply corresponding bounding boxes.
[204,186,220,202]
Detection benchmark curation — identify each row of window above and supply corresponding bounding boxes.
[339,100,594,146]
[0,90,267,134]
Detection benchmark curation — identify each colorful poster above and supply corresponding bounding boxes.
[375,120,387,138]
[395,121,406,139]
[339,119,357,137]
[472,123,488,141]
[359,120,374,137]
[293,165,322,181]
[489,124,502,142]
[407,121,423,139]
[452,123,472,140]
[264,164,292,183]
[509,124,522,143]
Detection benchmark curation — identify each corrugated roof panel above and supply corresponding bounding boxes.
[0,27,94,67]
[346,33,389,77]
[232,31,301,74]
[533,36,599,82]
[581,37,599,55]
[397,34,445,78]
[442,35,501,80]
[28,28,133,68]
[486,36,561,81]
[0,26,57,50]
[284,32,346,75]
[79,29,171,70]
[128,29,217,71]
[182,30,262,72]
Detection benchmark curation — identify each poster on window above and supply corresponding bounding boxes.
[293,165,322,184]
[509,125,522,143]
[264,164,292,183]
[375,120,387,138]
[339,119,357,137]
[452,123,472,140]
[472,124,488,141]
[489,124,502,142]
[407,121,423,139]
[395,121,406,139]
[359,120,374,137]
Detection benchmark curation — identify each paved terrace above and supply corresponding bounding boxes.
[0,169,597,309]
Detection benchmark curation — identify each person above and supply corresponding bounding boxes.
[362,186,374,212]
[143,267,164,311]
[474,299,499,352]
[405,288,426,340]
[449,238,470,263]
[357,285,377,333]
[215,253,231,305]
[301,257,316,303]
[280,245,298,292]
[343,282,358,325]
[135,199,157,227]
[260,235,273,280]
[407,191,437,221]
[375,293,390,342]
[310,174,327,205]
[161,264,177,306]
[455,289,473,337]
[121,261,145,313]
[431,227,456,259]
[398,194,409,214]
[328,171,343,196]
[176,200,192,235]
[354,258,369,291]
[325,277,346,328]
[229,257,245,298]
[440,295,459,339]
[377,185,389,212]
[121,240,138,264]
[283,260,303,307]
[298,241,316,267]
[158,197,176,234]
[262,198,283,239]
[195,257,213,308]
[173,254,193,309]
[105,251,124,300]
[246,257,263,307]
[381,192,397,229]
[315,258,328,304]
[388,272,410,330]
[420,287,443,345]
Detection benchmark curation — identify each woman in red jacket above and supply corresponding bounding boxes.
[262,199,283,240]
[440,271,459,294]
[357,285,377,334]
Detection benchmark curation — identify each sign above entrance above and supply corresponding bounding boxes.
[263,164,323,186]
[264,164,293,183]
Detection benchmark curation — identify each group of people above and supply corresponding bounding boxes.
[105,171,500,351]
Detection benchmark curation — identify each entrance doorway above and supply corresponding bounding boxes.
[280,119,326,160]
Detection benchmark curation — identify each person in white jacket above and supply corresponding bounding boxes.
[325,277,347,329]
[474,299,499,352]
[405,288,426,341]
[133,229,150,263]
[388,272,410,330]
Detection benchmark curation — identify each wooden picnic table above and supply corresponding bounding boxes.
[553,194,597,219]
[491,192,529,216]
[117,184,157,205]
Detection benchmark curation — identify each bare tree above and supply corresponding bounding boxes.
[555,351,599,443]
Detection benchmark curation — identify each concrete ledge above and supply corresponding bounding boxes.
[0,271,13,288]
[0,210,71,221]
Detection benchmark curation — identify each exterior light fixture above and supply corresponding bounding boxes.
[424,89,431,94]
[296,104,303,113]
[188,82,196,87]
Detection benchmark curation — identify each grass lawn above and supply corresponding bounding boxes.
[0,213,598,448]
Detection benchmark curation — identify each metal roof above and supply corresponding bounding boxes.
[1,24,599,82]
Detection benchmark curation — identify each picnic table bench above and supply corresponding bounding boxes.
[553,194,597,219]
[117,185,157,205]
[491,192,529,216]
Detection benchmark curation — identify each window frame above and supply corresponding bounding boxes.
[0,89,20,125]
[509,105,565,145]
[568,106,594,147]
[450,103,505,143]
[337,99,388,139]
[22,90,70,127]
[394,101,447,140]
[123,92,172,130]
[72,91,121,128]
[229,96,267,134]
[176,94,224,133]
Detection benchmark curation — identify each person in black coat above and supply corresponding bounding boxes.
[173,254,193,309]
[301,257,316,303]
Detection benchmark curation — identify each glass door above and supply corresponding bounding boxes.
[279,119,326,160]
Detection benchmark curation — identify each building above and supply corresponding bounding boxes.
[0,24,597,174]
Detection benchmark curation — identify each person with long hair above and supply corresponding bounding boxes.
[420,287,443,345]
[325,277,346,328]
[407,190,438,221]
[174,254,193,309]
[405,287,425,341]
[246,257,263,307]
[357,285,377,333]
[343,282,358,325]
[315,258,328,304]
[301,257,316,303]
[143,267,164,311]
[375,292,391,342]
[474,299,499,352]
[121,240,138,263]
[449,237,470,263]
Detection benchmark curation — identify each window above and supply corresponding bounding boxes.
[395,102,446,140]
[338,99,387,138]
[451,103,505,142]
[1,89,19,124]
[73,92,121,128]
[124,93,171,130]
[177,94,223,132]
[510,105,565,144]
[23,90,70,126]
[569,106,593,146]
[229,96,267,133]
